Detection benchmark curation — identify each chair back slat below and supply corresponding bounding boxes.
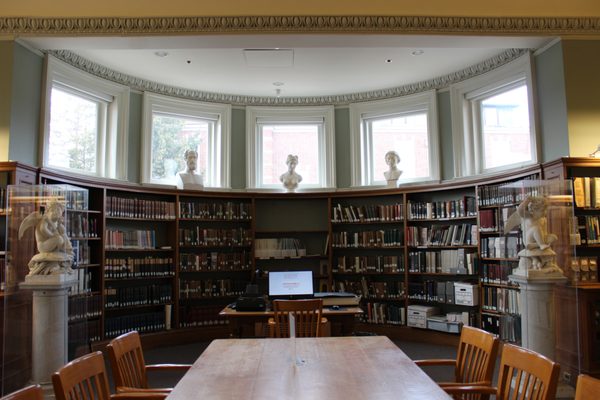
[107,331,150,390]
[52,351,112,400]
[575,374,600,400]
[496,344,559,400]
[455,326,499,385]
[272,299,323,338]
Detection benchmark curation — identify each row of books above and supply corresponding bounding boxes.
[179,201,252,220]
[178,228,252,247]
[482,286,520,314]
[333,277,405,299]
[179,251,252,272]
[331,203,404,223]
[68,293,102,322]
[179,279,246,299]
[331,229,403,248]
[360,302,406,325]
[104,256,175,279]
[104,284,172,308]
[482,313,521,344]
[479,206,517,232]
[481,261,518,285]
[254,238,306,258]
[69,268,93,295]
[179,305,229,328]
[477,175,540,207]
[333,255,404,274]
[406,224,477,247]
[569,257,599,283]
[480,236,522,259]
[72,240,91,265]
[408,281,467,304]
[407,197,477,220]
[66,213,99,238]
[575,215,600,245]
[105,229,157,250]
[69,319,102,346]
[408,249,478,274]
[573,177,600,208]
[106,195,176,219]
[105,311,166,338]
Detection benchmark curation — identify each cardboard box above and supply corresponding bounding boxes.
[427,315,462,333]
[454,282,479,306]
[407,305,439,328]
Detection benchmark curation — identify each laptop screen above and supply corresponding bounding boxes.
[268,270,314,298]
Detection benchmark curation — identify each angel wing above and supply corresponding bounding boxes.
[18,211,42,239]
[503,209,522,235]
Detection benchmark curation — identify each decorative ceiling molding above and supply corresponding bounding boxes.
[1,15,600,35]
[48,48,528,106]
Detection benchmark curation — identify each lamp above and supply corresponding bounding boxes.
[590,144,600,158]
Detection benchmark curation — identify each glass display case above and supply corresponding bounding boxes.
[2,184,89,394]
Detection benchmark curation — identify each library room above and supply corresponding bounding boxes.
[1,1,600,399]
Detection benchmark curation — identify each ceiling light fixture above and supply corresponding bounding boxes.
[154,51,168,57]
[411,50,424,56]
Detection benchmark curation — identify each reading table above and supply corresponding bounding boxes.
[167,336,451,400]
[219,306,362,337]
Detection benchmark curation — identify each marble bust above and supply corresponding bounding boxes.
[280,154,302,192]
[177,149,204,190]
[383,150,402,187]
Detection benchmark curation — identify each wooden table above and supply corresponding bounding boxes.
[220,306,363,337]
[167,337,451,400]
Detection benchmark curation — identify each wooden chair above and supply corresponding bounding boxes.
[269,299,326,338]
[414,326,500,388]
[52,351,166,400]
[575,374,600,400]
[107,331,191,394]
[444,344,560,400]
[1,385,43,400]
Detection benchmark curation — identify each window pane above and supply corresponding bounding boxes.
[481,85,531,169]
[151,114,210,182]
[260,124,320,185]
[48,88,98,173]
[370,113,429,181]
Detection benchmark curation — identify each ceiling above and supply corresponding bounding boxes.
[21,34,554,98]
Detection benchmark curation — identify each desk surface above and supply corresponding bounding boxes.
[167,337,451,400]
[219,306,363,317]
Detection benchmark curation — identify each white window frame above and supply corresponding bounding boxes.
[450,53,539,177]
[246,106,336,190]
[41,55,130,179]
[349,90,440,187]
[141,92,231,188]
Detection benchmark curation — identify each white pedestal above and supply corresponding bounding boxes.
[509,274,567,360]
[20,274,76,387]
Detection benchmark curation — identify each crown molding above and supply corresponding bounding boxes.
[1,15,600,35]
[48,48,528,106]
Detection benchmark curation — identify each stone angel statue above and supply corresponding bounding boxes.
[504,195,562,276]
[18,199,74,276]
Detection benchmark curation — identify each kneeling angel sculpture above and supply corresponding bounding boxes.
[18,199,74,276]
[503,196,563,276]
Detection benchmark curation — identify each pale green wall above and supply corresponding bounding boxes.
[127,92,143,183]
[0,42,14,161]
[334,107,351,188]
[562,40,600,157]
[437,91,454,181]
[534,41,569,161]
[231,108,246,189]
[8,43,43,165]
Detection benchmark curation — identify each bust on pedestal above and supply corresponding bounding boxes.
[383,151,402,188]
[177,149,204,190]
